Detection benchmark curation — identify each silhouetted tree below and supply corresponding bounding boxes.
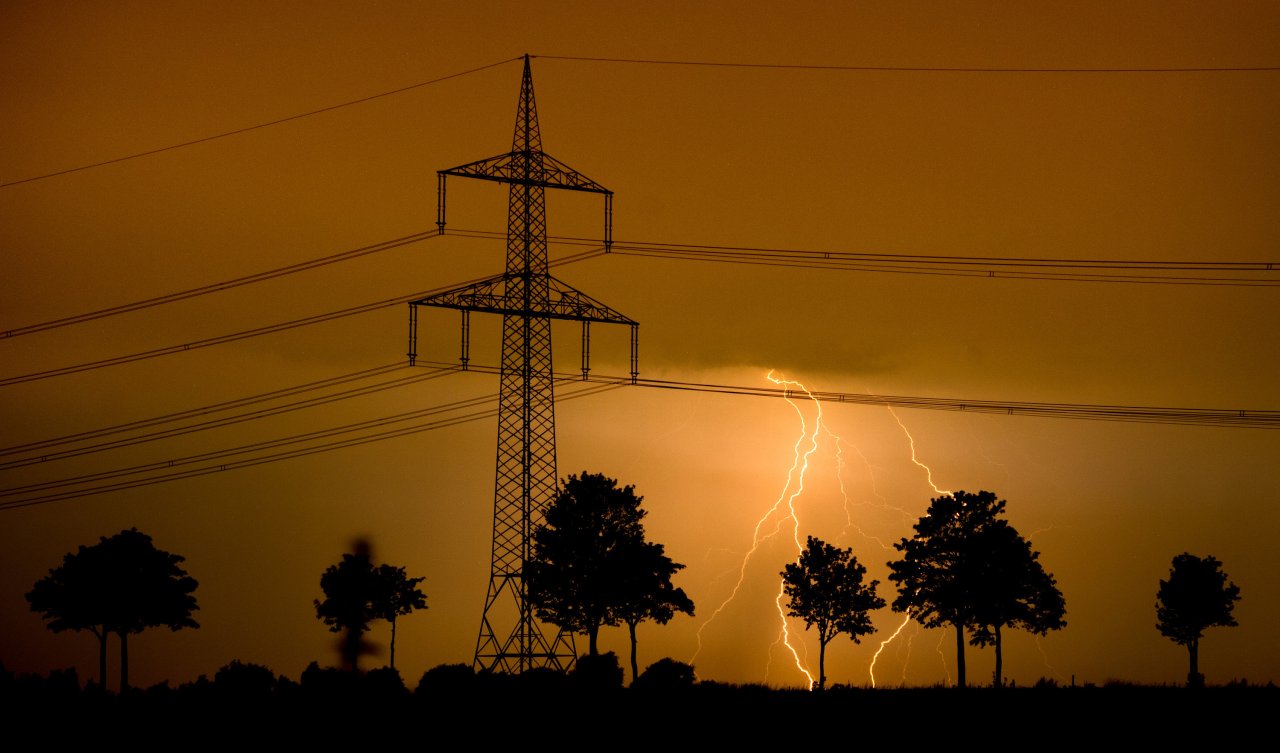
[316,544,427,672]
[888,490,1007,688]
[315,547,380,671]
[526,472,648,656]
[26,528,199,693]
[613,541,694,683]
[371,564,427,670]
[781,535,885,690]
[967,523,1066,687]
[1156,553,1241,687]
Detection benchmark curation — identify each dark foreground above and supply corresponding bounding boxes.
[8,663,1274,744]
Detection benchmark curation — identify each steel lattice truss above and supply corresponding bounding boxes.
[408,56,637,673]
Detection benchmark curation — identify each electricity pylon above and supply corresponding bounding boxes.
[408,55,638,672]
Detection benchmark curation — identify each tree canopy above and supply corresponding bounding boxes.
[526,471,692,672]
[887,490,1063,688]
[315,546,427,672]
[781,535,884,690]
[1156,552,1241,687]
[26,528,199,692]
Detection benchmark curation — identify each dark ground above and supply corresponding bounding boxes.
[6,661,1273,745]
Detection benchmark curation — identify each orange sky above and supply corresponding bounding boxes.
[2,1,1277,689]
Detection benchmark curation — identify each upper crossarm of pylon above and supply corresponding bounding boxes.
[438,151,610,195]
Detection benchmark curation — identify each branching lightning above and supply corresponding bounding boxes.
[693,370,820,688]
[888,406,950,496]
[694,374,959,689]
[867,406,953,685]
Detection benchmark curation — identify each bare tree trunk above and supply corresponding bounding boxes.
[818,638,827,691]
[119,631,129,694]
[389,617,398,670]
[588,623,599,656]
[1188,639,1202,687]
[954,624,966,688]
[628,620,639,685]
[94,627,107,690]
[993,624,1003,688]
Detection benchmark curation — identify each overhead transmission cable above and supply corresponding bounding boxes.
[534,54,1280,73]
[2,363,1272,511]
[2,230,440,339]
[0,57,522,189]
[0,380,620,511]
[448,228,1280,286]
[8,53,1273,191]
[0,364,459,470]
[0,246,605,387]
[0,361,407,457]
[435,361,1280,430]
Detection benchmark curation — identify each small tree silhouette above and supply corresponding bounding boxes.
[371,564,427,671]
[1156,553,1241,687]
[781,535,884,690]
[613,541,694,683]
[26,528,199,692]
[967,523,1066,687]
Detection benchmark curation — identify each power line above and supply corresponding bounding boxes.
[535,54,1280,73]
[0,247,605,387]
[2,230,440,339]
[10,52,1273,192]
[0,361,406,457]
[444,361,1280,429]
[609,245,1280,287]
[0,364,458,470]
[0,379,619,511]
[0,57,521,189]
[450,227,1280,286]
[3,360,1270,510]
[1,380,498,496]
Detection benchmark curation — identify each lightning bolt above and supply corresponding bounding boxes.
[869,615,914,688]
[888,406,950,496]
[867,406,952,686]
[693,370,819,689]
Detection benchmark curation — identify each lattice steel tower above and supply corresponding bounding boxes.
[408,56,638,672]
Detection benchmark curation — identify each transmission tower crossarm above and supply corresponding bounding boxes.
[412,274,635,325]
[438,152,611,194]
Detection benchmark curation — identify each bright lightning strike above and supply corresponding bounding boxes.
[695,375,957,690]
[869,614,914,688]
[866,405,953,685]
[888,406,950,496]
[693,370,820,689]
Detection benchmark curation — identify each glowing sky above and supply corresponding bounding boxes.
[2,2,1277,689]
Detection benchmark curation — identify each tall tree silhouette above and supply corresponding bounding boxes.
[888,490,1007,688]
[527,472,690,660]
[781,535,884,690]
[527,472,645,656]
[613,541,694,683]
[967,523,1066,687]
[1156,553,1241,687]
[372,564,427,671]
[26,528,199,692]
